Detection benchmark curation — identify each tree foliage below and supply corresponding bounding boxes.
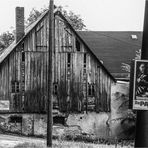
[26,6,86,30]
[0,31,15,52]
[121,49,141,77]
[25,8,48,27]
[58,6,86,30]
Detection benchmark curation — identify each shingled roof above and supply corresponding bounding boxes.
[78,31,142,79]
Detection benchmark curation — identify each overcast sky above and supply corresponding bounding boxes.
[0,0,145,34]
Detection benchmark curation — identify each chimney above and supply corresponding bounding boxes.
[15,7,24,43]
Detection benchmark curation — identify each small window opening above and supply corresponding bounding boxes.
[53,116,65,125]
[67,53,71,68]
[22,52,25,62]
[9,115,22,123]
[76,39,81,51]
[88,84,92,96]
[84,53,87,74]
[88,83,95,96]
[92,85,95,96]
[53,83,58,95]
[11,81,20,93]
[11,82,15,93]
[16,82,19,93]
[84,53,87,64]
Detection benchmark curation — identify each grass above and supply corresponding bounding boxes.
[13,140,134,148]
[14,142,43,148]
[14,142,97,148]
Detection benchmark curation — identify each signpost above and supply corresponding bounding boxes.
[47,0,54,147]
[132,60,148,110]
[134,0,148,147]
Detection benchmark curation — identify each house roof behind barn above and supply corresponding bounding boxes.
[78,31,142,80]
[0,9,115,82]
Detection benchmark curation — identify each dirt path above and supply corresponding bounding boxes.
[0,134,45,148]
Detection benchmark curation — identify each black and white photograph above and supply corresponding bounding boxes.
[0,0,147,147]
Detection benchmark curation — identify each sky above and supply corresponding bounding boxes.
[0,0,146,34]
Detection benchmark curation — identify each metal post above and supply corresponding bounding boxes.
[47,0,54,147]
[135,0,148,147]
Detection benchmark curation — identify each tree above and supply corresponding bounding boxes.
[25,8,48,27]
[0,31,15,52]
[121,49,141,77]
[26,6,86,30]
[58,6,86,30]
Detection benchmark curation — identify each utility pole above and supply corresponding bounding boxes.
[135,0,148,147]
[47,0,54,147]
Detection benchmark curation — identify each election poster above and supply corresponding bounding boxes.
[133,60,148,110]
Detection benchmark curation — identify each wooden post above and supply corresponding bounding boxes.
[86,74,88,114]
[135,0,148,147]
[47,0,54,147]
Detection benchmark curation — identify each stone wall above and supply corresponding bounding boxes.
[65,81,135,139]
[110,81,135,139]
[67,112,110,138]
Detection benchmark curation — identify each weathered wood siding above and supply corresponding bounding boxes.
[0,13,114,113]
[53,15,113,113]
[0,15,49,113]
[23,15,49,112]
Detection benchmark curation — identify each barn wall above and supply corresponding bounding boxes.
[0,48,22,112]
[53,15,113,113]
[0,15,49,113]
[22,15,49,112]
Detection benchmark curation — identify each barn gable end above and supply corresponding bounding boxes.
[0,9,115,113]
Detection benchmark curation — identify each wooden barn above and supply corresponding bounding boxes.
[0,7,115,114]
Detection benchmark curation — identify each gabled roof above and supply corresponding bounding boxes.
[78,31,142,79]
[57,12,115,82]
[0,10,115,82]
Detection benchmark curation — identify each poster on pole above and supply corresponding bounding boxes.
[133,60,148,110]
[0,100,9,110]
